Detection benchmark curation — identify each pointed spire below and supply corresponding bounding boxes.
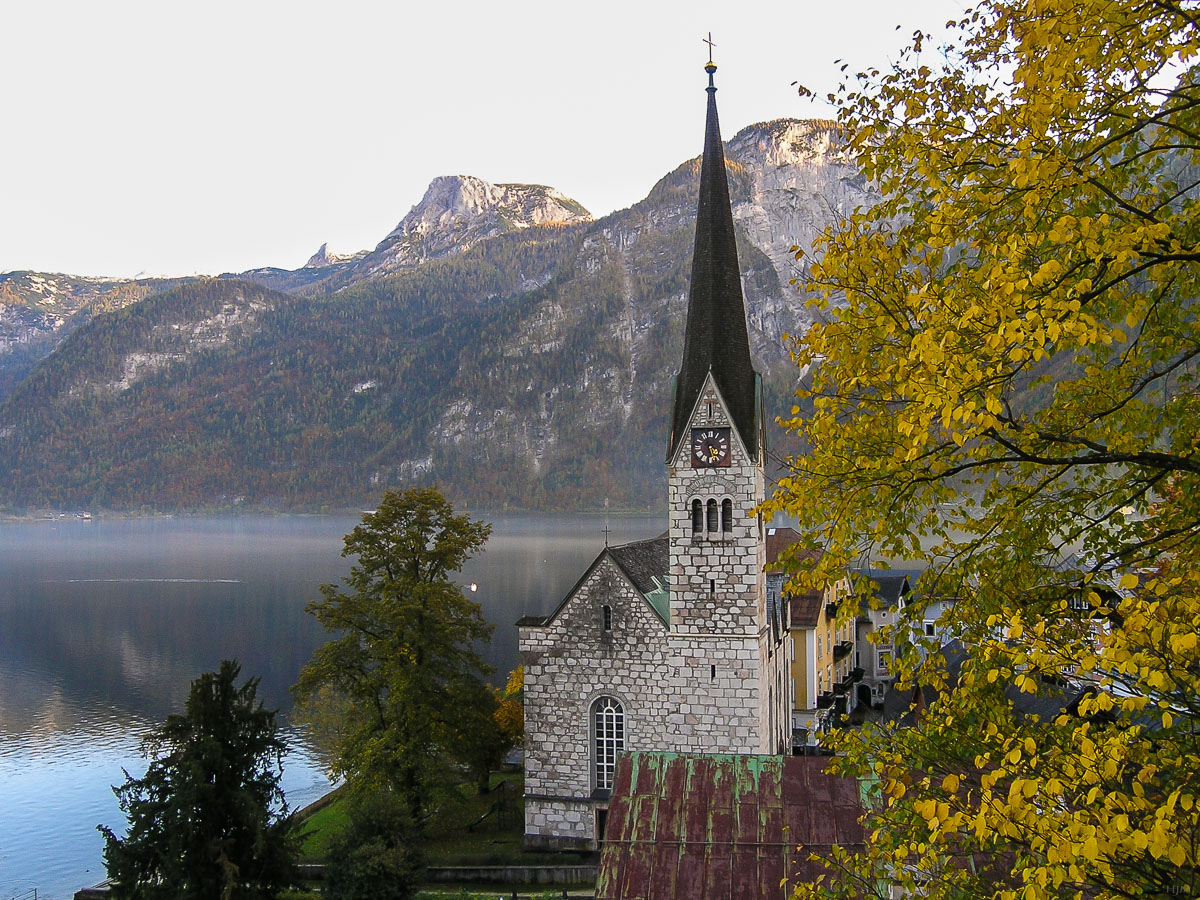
[668,58,760,462]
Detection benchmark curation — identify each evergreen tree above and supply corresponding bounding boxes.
[99,660,296,900]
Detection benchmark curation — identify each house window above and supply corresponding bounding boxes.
[721,499,733,533]
[602,605,612,631]
[706,499,718,532]
[593,696,625,790]
[877,648,893,676]
[924,621,936,637]
[817,635,822,657]
[691,499,703,534]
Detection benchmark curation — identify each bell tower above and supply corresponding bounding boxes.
[662,57,786,754]
[667,57,764,637]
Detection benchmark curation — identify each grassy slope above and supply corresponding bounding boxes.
[297,774,584,868]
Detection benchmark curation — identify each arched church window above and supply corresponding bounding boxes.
[706,499,718,533]
[602,604,612,631]
[691,499,703,534]
[593,695,624,790]
[721,499,733,533]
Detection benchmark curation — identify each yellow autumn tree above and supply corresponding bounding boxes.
[767,1,1200,897]
[494,665,524,751]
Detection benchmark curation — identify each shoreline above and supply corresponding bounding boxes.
[0,506,661,524]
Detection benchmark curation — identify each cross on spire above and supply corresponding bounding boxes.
[667,46,760,464]
[703,32,716,64]
[602,525,612,547]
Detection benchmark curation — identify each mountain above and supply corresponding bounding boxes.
[0,119,874,513]
[362,175,593,277]
[0,271,192,399]
[303,242,367,269]
[229,176,594,299]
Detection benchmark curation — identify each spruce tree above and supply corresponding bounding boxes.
[99,660,296,899]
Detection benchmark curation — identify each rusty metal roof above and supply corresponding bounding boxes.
[595,752,865,900]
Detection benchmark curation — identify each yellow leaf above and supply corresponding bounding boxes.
[1081,836,1099,862]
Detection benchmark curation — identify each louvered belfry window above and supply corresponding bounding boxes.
[593,696,625,790]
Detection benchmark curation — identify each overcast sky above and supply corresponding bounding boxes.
[1,0,965,279]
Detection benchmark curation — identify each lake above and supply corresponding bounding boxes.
[0,512,662,900]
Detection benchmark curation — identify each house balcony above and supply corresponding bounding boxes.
[833,640,853,661]
[832,680,848,696]
[834,695,848,715]
[849,666,865,683]
[816,691,834,710]
[825,601,838,619]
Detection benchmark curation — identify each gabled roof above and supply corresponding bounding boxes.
[668,64,760,462]
[788,591,826,629]
[608,535,669,595]
[765,526,810,568]
[517,535,670,629]
[852,569,920,610]
[596,752,864,900]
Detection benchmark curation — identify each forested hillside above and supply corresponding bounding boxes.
[0,119,867,512]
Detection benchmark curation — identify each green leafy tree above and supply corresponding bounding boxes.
[769,0,1200,897]
[321,793,422,900]
[293,487,494,823]
[99,660,296,900]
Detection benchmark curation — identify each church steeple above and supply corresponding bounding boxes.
[668,59,760,462]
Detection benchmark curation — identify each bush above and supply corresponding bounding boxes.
[322,794,423,900]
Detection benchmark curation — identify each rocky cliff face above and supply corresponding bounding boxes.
[303,242,367,268]
[729,119,869,289]
[360,175,593,278]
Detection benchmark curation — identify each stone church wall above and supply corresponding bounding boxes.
[520,557,676,848]
[520,543,785,847]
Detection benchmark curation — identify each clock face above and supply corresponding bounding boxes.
[691,428,731,467]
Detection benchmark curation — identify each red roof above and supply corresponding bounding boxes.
[596,752,865,900]
[765,526,809,567]
[789,591,826,628]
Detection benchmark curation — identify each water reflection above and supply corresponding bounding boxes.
[0,513,662,899]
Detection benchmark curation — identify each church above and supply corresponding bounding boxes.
[517,59,795,851]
